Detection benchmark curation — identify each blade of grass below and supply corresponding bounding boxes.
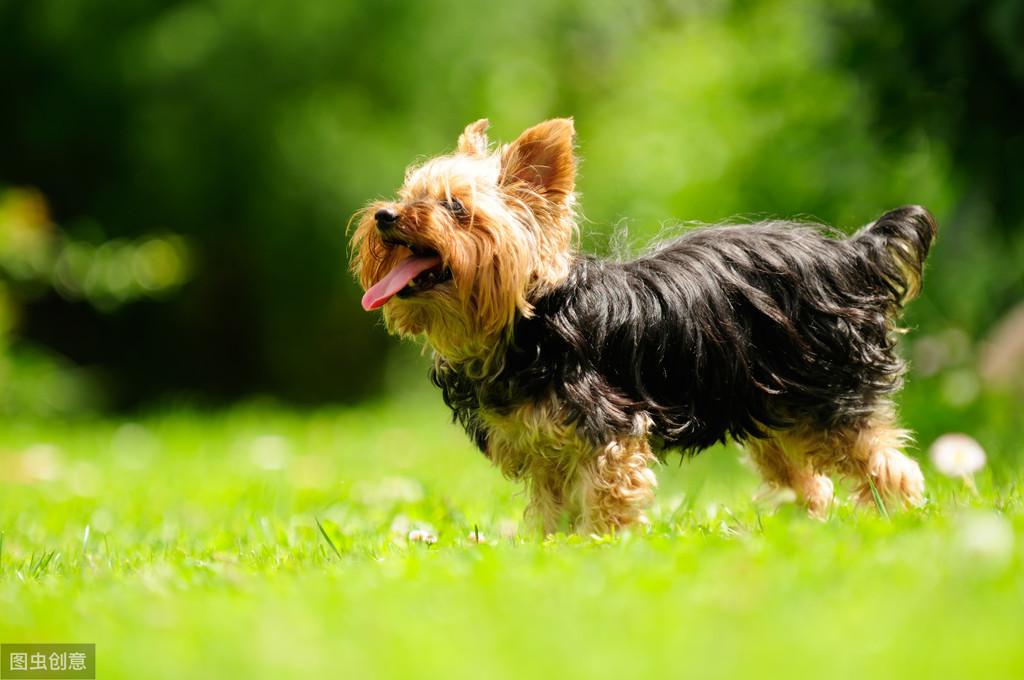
[867,476,889,519]
[81,525,91,574]
[30,550,58,578]
[315,518,343,560]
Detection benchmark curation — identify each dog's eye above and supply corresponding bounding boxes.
[439,197,467,218]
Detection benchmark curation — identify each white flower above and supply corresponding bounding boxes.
[248,435,290,470]
[496,519,519,539]
[20,444,63,481]
[956,511,1015,567]
[408,528,437,545]
[389,514,411,535]
[356,477,424,506]
[929,433,986,478]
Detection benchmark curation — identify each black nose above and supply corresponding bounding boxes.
[374,208,398,229]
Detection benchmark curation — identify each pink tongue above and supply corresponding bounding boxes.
[361,253,443,311]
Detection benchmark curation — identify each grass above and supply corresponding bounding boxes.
[0,380,1022,679]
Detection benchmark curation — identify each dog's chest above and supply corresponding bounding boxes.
[479,397,592,479]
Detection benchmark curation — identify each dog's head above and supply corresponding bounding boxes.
[350,118,577,365]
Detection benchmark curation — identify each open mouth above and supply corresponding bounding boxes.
[386,241,452,298]
[361,239,453,311]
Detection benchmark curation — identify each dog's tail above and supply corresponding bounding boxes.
[851,205,937,307]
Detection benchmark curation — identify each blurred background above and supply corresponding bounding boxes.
[1,0,1022,421]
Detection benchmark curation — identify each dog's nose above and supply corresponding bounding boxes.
[374,208,399,230]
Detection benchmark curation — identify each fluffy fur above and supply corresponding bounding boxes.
[351,118,936,533]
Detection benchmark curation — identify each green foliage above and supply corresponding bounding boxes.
[0,394,1021,679]
[0,189,188,308]
[0,188,188,415]
[832,0,1024,334]
[1,0,1020,407]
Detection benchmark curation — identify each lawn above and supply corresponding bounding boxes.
[1,379,1022,679]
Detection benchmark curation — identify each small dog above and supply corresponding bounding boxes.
[351,118,936,533]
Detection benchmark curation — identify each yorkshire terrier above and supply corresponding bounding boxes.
[351,118,936,533]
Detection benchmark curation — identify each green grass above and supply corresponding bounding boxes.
[1,384,1022,679]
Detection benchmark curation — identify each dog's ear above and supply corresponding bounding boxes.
[501,118,576,203]
[457,119,490,156]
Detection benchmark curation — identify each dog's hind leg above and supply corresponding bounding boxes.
[831,407,925,510]
[747,432,836,519]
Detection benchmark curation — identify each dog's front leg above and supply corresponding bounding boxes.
[575,437,658,535]
[522,460,577,534]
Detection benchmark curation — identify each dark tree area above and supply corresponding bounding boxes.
[0,1,390,408]
[834,0,1024,233]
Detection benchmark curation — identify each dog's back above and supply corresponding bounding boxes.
[497,206,937,453]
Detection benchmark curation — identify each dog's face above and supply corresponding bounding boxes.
[350,118,577,364]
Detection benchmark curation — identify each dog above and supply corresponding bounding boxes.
[350,118,935,533]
